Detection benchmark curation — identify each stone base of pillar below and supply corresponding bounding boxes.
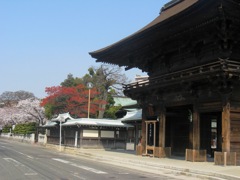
[214,151,237,166]
[136,145,171,158]
[154,147,171,158]
[185,149,207,162]
[136,145,143,155]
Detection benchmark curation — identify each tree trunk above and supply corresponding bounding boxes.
[98,91,108,118]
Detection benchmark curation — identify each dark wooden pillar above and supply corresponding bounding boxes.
[186,104,206,162]
[222,102,231,153]
[134,122,138,150]
[155,105,171,158]
[192,105,200,150]
[158,108,166,148]
[141,107,147,154]
[214,101,236,166]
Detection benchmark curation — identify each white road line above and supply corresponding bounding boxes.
[118,172,129,175]
[3,158,38,176]
[71,163,107,174]
[72,173,86,180]
[17,152,34,159]
[3,158,21,166]
[52,158,70,164]
[1,146,33,159]
[0,142,7,144]
[52,158,108,174]
[25,173,38,176]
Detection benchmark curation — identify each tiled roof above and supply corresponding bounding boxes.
[113,97,137,107]
[62,118,133,128]
[42,121,57,127]
[43,113,133,128]
[89,0,199,56]
[120,109,142,122]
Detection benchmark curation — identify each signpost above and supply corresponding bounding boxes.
[145,120,157,156]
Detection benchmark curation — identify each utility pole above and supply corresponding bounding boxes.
[87,82,93,119]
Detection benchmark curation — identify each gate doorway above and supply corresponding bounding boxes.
[165,105,192,156]
[200,112,222,157]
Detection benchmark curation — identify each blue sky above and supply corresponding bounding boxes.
[0,0,169,98]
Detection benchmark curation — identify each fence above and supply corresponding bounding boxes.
[38,133,47,145]
[0,133,47,145]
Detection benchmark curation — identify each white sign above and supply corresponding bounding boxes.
[101,131,114,138]
[83,130,98,137]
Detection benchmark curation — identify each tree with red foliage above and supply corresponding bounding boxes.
[41,84,106,118]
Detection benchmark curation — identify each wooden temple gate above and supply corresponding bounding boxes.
[137,98,238,165]
[90,0,240,165]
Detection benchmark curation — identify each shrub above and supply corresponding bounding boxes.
[13,122,37,134]
[2,124,12,133]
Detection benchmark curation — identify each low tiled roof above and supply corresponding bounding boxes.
[43,113,133,128]
[62,118,133,128]
[120,109,142,122]
[113,96,137,107]
[42,121,57,128]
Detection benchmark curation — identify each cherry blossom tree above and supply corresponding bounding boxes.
[0,106,21,125]
[17,98,46,126]
[0,98,46,127]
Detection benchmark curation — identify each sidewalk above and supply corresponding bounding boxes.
[74,149,240,180]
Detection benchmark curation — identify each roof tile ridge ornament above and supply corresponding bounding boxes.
[51,112,74,122]
[161,0,184,13]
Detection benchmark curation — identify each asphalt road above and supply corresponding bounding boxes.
[0,139,199,180]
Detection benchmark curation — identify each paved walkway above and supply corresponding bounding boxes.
[74,149,240,180]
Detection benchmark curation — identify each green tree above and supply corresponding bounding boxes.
[59,65,128,119]
[102,89,119,118]
[61,74,82,87]
[82,64,128,118]
[44,104,55,119]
